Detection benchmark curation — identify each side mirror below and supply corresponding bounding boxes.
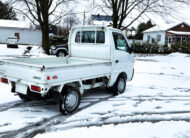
[130,45,135,53]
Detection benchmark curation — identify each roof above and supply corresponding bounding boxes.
[168,30,190,35]
[143,22,190,33]
[0,19,31,29]
[91,15,112,22]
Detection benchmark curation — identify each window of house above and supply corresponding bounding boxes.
[177,37,181,43]
[152,38,155,43]
[15,33,20,39]
[168,37,172,44]
[182,37,186,42]
[187,37,190,42]
[112,32,130,53]
[75,31,105,44]
[147,35,150,42]
[172,36,176,43]
[157,35,161,42]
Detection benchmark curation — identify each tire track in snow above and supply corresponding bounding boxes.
[48,111,190,132]
[0,100,56,112]
[0,95,114,138]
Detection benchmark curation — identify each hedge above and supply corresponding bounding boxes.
[133,42,190,54]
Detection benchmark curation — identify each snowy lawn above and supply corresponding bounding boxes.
[0,44,47,58]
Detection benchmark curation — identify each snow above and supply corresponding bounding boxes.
[0,19,31,29]
[168,30,190,35]
[143,22,189,33]
[36,121,190,138]
[0,44,47,59]
[0,83,19,104]
[34,53,190,138]
[0,104,58,132]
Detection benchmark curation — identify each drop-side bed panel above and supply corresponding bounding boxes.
[0,57,112,94]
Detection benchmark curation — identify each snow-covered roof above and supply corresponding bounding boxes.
[0,19,31,29]
[143,22,190,33]
[168,30,190,35]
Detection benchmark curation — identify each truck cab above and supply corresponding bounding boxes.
[69,26,134,86]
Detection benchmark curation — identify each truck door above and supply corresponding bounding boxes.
[112,32,134,80]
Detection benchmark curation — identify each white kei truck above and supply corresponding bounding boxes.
[0,26,135,114]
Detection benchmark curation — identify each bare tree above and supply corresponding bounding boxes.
[9,0,72,53]
[100,0,190,30]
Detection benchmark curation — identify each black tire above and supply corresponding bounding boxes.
[56,50,66,57]
[18,94,31,102]
[59,86,81,115]
[7,44,18,48]
[110,75,126,95]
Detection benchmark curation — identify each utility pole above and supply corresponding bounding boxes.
[83,10,86,25]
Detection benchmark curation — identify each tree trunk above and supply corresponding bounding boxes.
[41,24,50,54]
[112,15,118,29]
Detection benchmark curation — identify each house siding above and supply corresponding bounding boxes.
[0,28,42,46]
[143,31,165,45]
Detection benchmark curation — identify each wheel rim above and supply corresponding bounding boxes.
[118,78,125,93]
[64,91,79,111]
[58,52,65,57]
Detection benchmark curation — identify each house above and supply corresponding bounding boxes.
[0,19,42,46]
[90,14,112,26]
[143,22,190,46]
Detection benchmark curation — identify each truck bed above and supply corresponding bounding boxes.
[0,57,112,89]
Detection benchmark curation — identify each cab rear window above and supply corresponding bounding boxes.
[75,31,105,44]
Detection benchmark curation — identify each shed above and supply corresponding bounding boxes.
[0,19,42,46]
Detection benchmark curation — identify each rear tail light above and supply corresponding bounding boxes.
[47,76,50,80]
[31,85,41,92]
[1,78,8,84]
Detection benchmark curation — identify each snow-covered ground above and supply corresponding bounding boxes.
[0,44,47,59]
[0,44,190,137]
[36,53,190,138]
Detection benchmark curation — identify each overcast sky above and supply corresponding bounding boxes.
[3,0,190,28]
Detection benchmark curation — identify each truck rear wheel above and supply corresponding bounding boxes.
[59,86,81,114]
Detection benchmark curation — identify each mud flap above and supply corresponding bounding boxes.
[53,91,62,104]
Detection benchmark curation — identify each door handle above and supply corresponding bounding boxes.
[115,60,119,63]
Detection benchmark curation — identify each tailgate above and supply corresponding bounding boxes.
[0,59,46,84]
